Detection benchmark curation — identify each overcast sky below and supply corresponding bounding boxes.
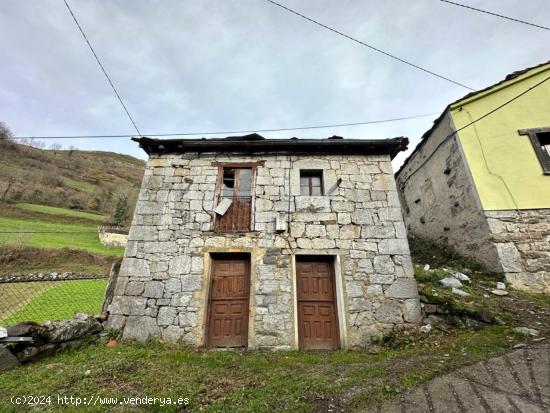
[1,0,549,169]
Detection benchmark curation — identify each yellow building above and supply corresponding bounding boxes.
[396,61,550,292]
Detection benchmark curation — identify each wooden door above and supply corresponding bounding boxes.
[296,257,340,350]
[207,255,251,348]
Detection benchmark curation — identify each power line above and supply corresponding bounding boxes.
[63,0,142,136]
[399,73,550,185]
[8,112,439,140]
[439,0,550,32]
[265,0,475,91]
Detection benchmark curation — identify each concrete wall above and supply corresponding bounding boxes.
[486,209,550,292]
[106,152,421,349]
[452,63,550,210]
[396,111,501,270]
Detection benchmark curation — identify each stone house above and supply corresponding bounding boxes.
[107,134,421,349]
[396,61,550,292]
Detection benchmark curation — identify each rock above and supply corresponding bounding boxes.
[513,327,539,337]
[14,343,57,363]
[440,277,463,289]
[43,313,102,343]
[123,316,160,342]
[0,327,6,338]
[0,346,21,371]
[452,288,470,297]
[452,272,470,283]
[423,264,430,271]
[385,279,418,299]
[491,289,509,296]
[419,324,432,333]
[513,343,526,349]
[6,323,45,338]
[496,282,506,290]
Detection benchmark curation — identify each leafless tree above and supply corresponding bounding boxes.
[50,143,62,153]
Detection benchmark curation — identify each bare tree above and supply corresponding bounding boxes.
[50,143,62,154]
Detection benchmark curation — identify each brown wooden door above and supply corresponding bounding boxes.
[297,257,340,350]
[207,255,250,348]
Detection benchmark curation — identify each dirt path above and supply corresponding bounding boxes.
[362,343,550,412]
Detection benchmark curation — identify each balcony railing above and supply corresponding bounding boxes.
[213,196,252,233]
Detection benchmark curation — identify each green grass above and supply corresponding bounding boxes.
[62,177,97,193]
[0,326,518,412]
[0,279,107,325]
[0,216,123,256]
[17,203,105,222]
[515,291,550,310]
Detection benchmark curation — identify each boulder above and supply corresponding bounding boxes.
[513,327,539,337]
[43,313,102,343]
[452,288,470,297]
[0,346,21,371]
[14,343,57,363]
[440,277,463,289]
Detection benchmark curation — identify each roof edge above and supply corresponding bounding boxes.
[132,136,409,159]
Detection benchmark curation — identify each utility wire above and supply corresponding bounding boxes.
[265,0,475,91]
[399,73,550,185]
[439,0,550,32]
[63,0,142,136]
[8,112,439,140]
[6,76,550,235]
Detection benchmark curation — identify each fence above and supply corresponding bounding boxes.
[0,265,119,327]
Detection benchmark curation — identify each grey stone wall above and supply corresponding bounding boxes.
[396,110,501,270]
[486,209,550,292]
[106,152,420,349]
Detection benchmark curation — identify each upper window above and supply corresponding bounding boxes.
[300,170,324,196]
[215,167,252,232]
[519,128,550,174]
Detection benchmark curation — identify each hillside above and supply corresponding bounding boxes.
[0,138,145,220]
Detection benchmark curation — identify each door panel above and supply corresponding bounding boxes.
[207,256,250,348]
[297,258,340,350]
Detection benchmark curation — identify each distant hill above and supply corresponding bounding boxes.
[0,138,145,223]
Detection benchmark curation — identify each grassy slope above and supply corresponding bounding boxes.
[0,140,144,219]
[0,215,123,256]
[17,203,105,222]
[0,279,108,325]
[0,327,518,412]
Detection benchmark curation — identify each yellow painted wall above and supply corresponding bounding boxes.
[451,64,550,211]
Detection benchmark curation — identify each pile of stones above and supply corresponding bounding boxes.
[0,313,103,371]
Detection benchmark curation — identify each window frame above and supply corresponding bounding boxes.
[211,161,264,232]
[299,169,324,196]
[518,128,550,175]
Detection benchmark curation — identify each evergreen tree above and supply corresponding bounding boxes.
[113,196,130,226]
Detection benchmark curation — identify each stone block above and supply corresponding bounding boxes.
[378,238,410,255]
[305,224,326,237]
[374,255,395,274]
[123,316,160,342]
[374,301,403,324]
[181,274,202,291]
[161,325,184,342]
[119,258,150,278]
[125,281,144,296]
[144,281,164,298]
[157,307,177,326]
[169,255,191,276]
[385,279,418,299]
[109,296,147,315]
[339,225,360,239]
[403,299,421,323]
[495,242,523,272]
